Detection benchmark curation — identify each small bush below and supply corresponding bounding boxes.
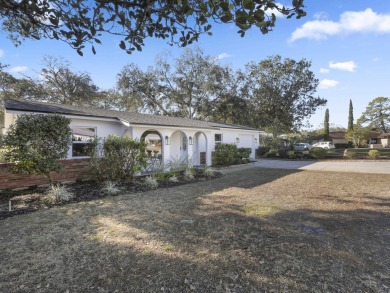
[287,151,297,159]
[90,135,148,182]
[155,171,176,181]
[144,176,158,189]
[101,181,120,195]
[265,149,279,158]
[45,184,74,203]
[277,148,289,159]
[309,147,327,159]
[166,156,189,171]
[203,166,214,178]
[368,150,380,159]
[169,174,179,183]
[344,149,356,159]
[184,168,195,181]
[257,147,271,157]
[213,144,237,166]
[236,148,251,163]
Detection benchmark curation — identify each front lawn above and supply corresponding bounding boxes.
[1,168,389,292]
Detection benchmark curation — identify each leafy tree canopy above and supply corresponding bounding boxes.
[1,0,306,55]
[242,55,327,136]
[358,97,390,132]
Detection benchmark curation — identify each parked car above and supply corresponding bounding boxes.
[312,141,335,149]
[293,143,312,151]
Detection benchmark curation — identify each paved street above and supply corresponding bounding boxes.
[255,159,390,175]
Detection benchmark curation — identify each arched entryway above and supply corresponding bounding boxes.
[141,130,163,161]
[170,130,188,163]
[193,131,207,166]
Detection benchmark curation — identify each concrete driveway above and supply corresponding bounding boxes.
[255,159,390,175]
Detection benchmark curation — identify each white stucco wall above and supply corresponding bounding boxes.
[4,110,260,165]
[212,129,259,158]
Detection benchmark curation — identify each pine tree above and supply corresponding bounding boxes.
[348,99,354,131]
[324,108,330,139]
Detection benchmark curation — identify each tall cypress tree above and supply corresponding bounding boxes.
[324,108,330,139]
[348,99,354,131]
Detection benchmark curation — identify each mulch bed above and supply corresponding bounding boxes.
[0,170,222,220]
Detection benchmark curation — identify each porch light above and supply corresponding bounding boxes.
[236,137,240,144]
[189,136,193,145]
[165,135,170,145]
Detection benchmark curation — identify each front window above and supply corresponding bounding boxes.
[215,133,222,145]
[72,127,96,157]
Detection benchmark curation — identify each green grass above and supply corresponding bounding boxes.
[344,148,390,157]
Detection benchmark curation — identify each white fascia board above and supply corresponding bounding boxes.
[6,109,120,123]
[219,127,261,134]
[129,123,215,131]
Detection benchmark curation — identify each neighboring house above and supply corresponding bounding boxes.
[329,131,349,145]
[368,132,390,149]
[309,131,349,147]
[3,99,261,166]
[311,131,390,148]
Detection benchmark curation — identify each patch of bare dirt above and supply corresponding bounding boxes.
[0,167,389,292]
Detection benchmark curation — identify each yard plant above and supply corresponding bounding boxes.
[90,135,147,182]
[2,114,71,182]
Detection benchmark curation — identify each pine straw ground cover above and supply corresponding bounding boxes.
[0,167,389,292]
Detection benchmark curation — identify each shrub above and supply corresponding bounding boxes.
[166,156,190,171]
[257,147,271,157]
[2,114,72,182]
[287,150,297,159]
[155,171,176,181]
[213,144,237,166]
[184,168,195,181]
[101,181,120,195]
[45,184,74,203]
[169,174,179,183]
[144,176,158,189]
[90,135,148,182]
[309,147,327,159]
[277,148,289,159]
[203,165,214,178]
[265,149,279,158]
[368,150,380,159]
[236,147,251,163]
[344,149,356,159]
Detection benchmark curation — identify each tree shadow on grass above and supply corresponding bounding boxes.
[1,168,390,292]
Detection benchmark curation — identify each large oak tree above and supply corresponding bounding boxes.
[1,0,306,55]
[242,55,326,136]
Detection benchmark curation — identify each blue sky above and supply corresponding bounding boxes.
[1,0,390,130]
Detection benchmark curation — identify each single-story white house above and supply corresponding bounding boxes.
[3,99,261,166]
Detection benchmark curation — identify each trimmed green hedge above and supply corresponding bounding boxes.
[213,144,252,166]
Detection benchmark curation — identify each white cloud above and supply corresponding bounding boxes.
[373,57,380,62]
[319,79,339,89]
[329,61,357,72]
[320,68,330,74]
[10,66,28,73]
[290,8,390,41]
[215,53,231,61]
[313,11,329,20]
[0,49,4,58]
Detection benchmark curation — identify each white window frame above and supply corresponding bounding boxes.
[214,133,223,148]
[71,126,97,158]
